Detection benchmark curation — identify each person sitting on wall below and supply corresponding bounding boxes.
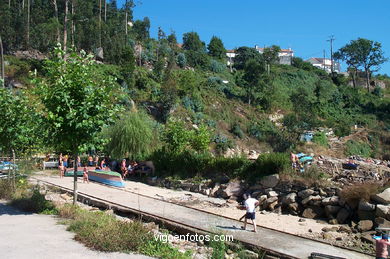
[100,158,106,170]
[121,159,128,178]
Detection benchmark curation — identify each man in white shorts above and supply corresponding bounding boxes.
[241,193,259,232]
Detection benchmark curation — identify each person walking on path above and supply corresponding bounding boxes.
[376,234,390,259]
[240,193,259,233]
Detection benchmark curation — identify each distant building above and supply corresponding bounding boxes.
[306,58,341,73]
[255,45,294,65]
[225,46,294,67]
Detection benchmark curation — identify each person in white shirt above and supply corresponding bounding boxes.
[241,193,259,232]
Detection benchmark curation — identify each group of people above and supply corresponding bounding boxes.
[120,159,138,178]
[57,153,142,181]
[290,152,304,172]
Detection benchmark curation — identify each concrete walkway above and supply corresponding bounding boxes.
[35,175,372,259]
[0,201,152,259]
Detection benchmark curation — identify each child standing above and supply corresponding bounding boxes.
[59,161,65,178]
[83,167,89,183]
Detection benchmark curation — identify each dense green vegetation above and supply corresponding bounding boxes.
[0,0,389,182]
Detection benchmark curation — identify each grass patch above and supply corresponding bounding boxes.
[58,204,191,258]
[345,140,372,157]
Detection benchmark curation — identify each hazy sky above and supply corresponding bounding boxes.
[120,0,390,74]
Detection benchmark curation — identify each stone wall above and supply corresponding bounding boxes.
[148,174,390,233]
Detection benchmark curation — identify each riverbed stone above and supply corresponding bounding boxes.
[357,220,374,232]
[376,204,390,220]
[336,208,350,224]
[358,200,376,211]
[325,205,341,217]
[302,206,324,219]
[281,193,297,205]
[298,189,315,199]
[372,188,390,205]
[259,174,280,188]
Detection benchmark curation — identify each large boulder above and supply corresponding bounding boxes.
[266,190,278,197]
[298,189,315,199]
[259,174,279,188]
[357,220,374,232]
[358,200,375,211]
[322,196,340,206]
[302,195,322,206]
[376,204,390,220]
[281,193,297,205]
[375,217,390,228]
[358,210,376,221]
[219,180,243,199]
[372,188,390,205]
[336,208,350,224]
[302,206,324,219]
[325,205,341,218]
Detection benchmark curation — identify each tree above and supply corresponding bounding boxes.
[176,52,187,68]
[0,35,4,87]
[182,32,205,52]
[243,59,266,105]
[167,31,177,46]
[104,111,156,159]
[0,88,42,156]
[207,36,226,60]
[34,46,121,204]
[335,38,387,91]
[233,46,263,70]
[132,17,150,42]
[262,45,280,68]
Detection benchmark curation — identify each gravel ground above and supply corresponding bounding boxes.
[0,201,153,259]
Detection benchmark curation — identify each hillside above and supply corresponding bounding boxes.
[1,0,389,169]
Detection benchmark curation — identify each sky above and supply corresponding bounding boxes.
[120,0,390,74]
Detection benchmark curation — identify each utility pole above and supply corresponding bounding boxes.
[323,50,326,71]
[327,35,335,73]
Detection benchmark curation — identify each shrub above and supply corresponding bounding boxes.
[245,153,291,181]
[208,156,251,179]
[312,132,328,147]
[191,125,212,153]
[150,149,211,178]
[214,134,234,154]
[209,59,226,73]
[176,53,187,68]
[231,123,244,139]
[334,122,351,137]
[345,140,372,157]
[10,187,57,214]
[340,183,380,207]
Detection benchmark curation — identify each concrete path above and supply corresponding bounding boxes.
[35,175,372,259]
[0,201,152,259]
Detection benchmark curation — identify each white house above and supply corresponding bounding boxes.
[226,49,236,66]
[306,57,341,73]
[255,45,294,65]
